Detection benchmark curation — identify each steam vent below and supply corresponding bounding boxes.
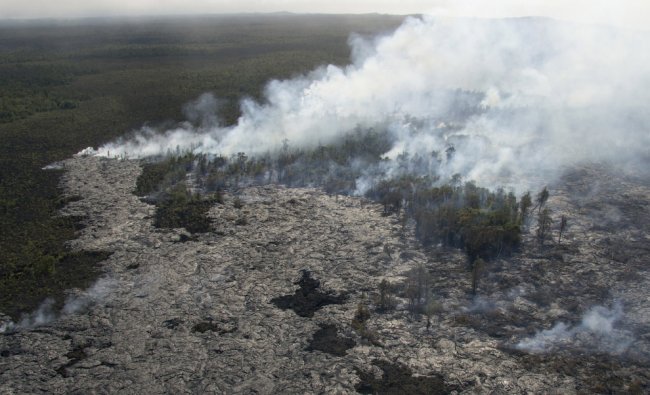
[1,155,649,393]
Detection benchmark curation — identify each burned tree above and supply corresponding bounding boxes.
[537,208,553,247]
[519,191,532,226]
[404,264,432,314]
[536,187,549,213]
[558,215,568,245]
[471,258,485,296]
[424,299,442,332]
[376,279,396,312]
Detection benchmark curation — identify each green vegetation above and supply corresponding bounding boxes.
[135,153,222,234]
[0,14,404,319]
[408,183,523,261]
[134,155,191,196]
[0,249,110,319]
[152,182,219,234]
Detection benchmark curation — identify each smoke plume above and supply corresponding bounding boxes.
[516,302,634,354]
[0,277,116,333]
[83,16,650,190]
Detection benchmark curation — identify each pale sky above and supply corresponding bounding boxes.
[1,0,648,30]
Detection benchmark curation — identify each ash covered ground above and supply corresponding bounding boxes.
[1,156,648,394]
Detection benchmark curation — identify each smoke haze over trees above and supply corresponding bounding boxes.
[90,16,650,192]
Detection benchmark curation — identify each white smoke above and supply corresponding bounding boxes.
[84,16,650,190]
[182,92,223,128]
[61,277,116,315]
[0,277,116,333]
[0,298,56,333]
[516,302,634,354]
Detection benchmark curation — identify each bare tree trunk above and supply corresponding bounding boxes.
[558,215,567,245]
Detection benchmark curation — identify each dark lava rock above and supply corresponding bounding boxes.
[305,324,355,356]
[175,234,198,243]
[0,345,21,357]
[355,360,453,395]
[270,270,347,318]
[192,320,237,334]
[162,318,183,329]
